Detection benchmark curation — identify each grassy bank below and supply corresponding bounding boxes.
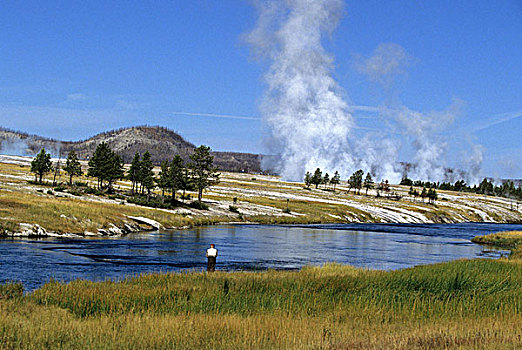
[472,230,522,259]
[0,189,227,234]
[1,260,522,349]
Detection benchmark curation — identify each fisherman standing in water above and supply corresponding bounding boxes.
[206,244,218,272]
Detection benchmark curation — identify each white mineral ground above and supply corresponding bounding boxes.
[0,155,520,236]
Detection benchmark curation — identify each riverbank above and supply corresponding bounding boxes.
[1,259,521,349]
[0,155,521,237]
[472,230,522,259]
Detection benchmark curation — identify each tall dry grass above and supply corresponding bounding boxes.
[1,260,521,349]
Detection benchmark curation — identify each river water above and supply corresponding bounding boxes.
[1,222,521,291]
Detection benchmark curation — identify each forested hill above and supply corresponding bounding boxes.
[0,126,262,173]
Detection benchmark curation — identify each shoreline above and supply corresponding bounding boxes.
[2,218,522,238]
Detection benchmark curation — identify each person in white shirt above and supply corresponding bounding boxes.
[206,244,218,272]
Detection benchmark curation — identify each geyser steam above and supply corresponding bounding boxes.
[246,0,356,180]
[247,1,482,183]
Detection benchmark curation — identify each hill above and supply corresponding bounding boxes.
[0,126,262,173]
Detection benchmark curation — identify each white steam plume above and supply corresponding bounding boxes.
[357,42,483,183]
[354,43,412,90]
[393,101,461,182]
[464,143,484,184]
[246,0,358,181]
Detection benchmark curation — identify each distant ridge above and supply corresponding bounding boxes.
[0,126,262,173]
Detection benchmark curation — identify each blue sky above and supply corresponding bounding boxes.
[0,0,520,178]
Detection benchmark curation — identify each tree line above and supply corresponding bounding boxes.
[304,168,376,195]
[30,143,219,206]
[304,168,439,203]
[400,176,522,201]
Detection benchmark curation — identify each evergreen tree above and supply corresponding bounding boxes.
[363,172,374,195]
[168,155,185,202]
[400,176,413,186]
[127,152,141,195]
[311,168,322,189]
[178,167,192,201]
[428,188,438,204]
[87,142,124,191]
[88,142,110,189]
[304,171,312,188]
[63,151,83,185]
[156,160,171,200]
[350,169,364,194]
[31,149,53,183]
[420,187,427,203]
[323,173,330,189]
[189,145,220,203]
[139,151,154,197]
[330,171,341,191]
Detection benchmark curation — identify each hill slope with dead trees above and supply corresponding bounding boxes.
[0,126,262,173]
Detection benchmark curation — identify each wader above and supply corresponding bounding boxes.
[207,256,216,272]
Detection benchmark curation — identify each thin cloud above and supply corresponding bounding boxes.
[471,110,522,133]
[66,93,87,102]
[171,111,260,121]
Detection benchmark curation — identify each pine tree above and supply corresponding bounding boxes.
[87,142,124,191]
[31,149,53,183]
[351,169,364,194]
[178,167,192,201]
[189,145,220,203]
[304,171,312,188]
[420,187,427,203]
[127,152,141,195]
[139,151,154,198]
[311,168,322,189]
[63,151,83,185]
[363,172,374,195]
[323,173,330,189]
[168,155,185,202]
[330,171,341,191]
[156,160,171,201]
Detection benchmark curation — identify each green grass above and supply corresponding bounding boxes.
[28,260,522,319]
[1,260,522,349]
[472,231,522,259]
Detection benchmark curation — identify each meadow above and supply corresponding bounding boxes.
[1,256,522,349]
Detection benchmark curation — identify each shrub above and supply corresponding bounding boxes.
[67,189,83,196]
[229,205,239,213]
[180,194,191,201]
[126,196,175,209]
[54,185,66,192]
[47,190,54,195]
[0,282,23,299]
[84,187,104,196]
[188,201,209,210]
[108,194,126,200]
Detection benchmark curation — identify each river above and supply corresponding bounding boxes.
[1,222,521,291]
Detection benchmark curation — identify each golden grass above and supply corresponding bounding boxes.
[2,261,522,349]
[0,189,226,233]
